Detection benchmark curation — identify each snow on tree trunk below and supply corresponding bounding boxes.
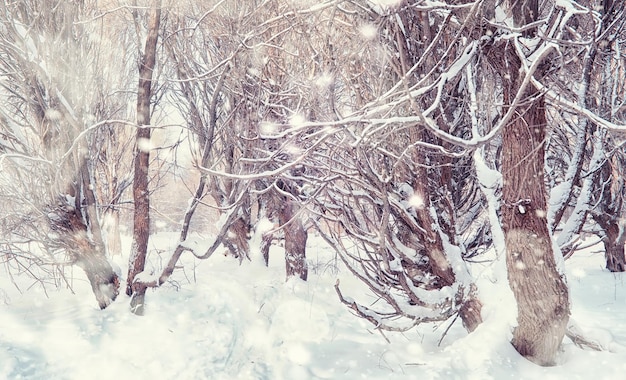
[74,245,120,310]
[592,0,626,273]
[51,195,119,309]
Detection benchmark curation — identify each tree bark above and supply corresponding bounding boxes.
[278,199,308,281]
[594,159,626,272]
[603,219,626,272]
[498,55,570,366]
[127,2,162,315]
[594,0,626,273]
[483,1,570,365]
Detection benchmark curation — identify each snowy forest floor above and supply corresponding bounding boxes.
[1,233,625,380]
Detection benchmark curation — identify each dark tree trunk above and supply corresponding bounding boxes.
[127,3,162,315]
[261,232,272,266]
[481,1,571,366]
[458,286,483,333]
[278,199,308,281]
[603,220,626,272]
[594,160,626,273]
[497,51,570,366]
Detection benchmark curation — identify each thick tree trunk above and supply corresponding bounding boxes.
[487,0,570,365]
[278,199,308,281]
[500,76,570,366]
[127,3,162,315]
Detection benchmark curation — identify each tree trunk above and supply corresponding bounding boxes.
[486,0,570,365]
[75,245,120,309]
[500,62,570,366]
[594,157,626,271]
[278,199,308,281]
[603,220,626,272]
[127,2,162,315]
[594,0,626,273]
[410,129,483,331]
[458,285,483,333]
[52,197,119,309]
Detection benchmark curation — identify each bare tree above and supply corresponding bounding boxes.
[0,0,120,308]
[588,0,626,272]
[127,0,162,315]
[481,0,571,366]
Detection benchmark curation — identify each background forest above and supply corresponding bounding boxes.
[1,0,626,376]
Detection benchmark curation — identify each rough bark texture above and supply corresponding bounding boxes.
[594,159,626,272]
[602,219,626,272]
[411,157,456,288]
[127,3,162,315]
[500,65,570,366]
[482,0,570,365]
[458,285,483,333]
[278,199,308,281]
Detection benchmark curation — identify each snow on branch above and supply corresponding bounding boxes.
[533,77,626,132]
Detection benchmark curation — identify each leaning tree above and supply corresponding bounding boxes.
[0,0,120,308]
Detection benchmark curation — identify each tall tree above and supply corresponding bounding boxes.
[589,0,626,272]
[491,0,569,366]
[127,1,162,315]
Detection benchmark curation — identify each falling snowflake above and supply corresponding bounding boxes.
[408,194,425,210]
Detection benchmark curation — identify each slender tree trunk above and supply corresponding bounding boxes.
[278,199,308,281]
[594,161,626,272]
[257,196,275,266]
[595,0,626,273]
[127,2,162,315]
[410,129,483,331]
[603,219,626,272]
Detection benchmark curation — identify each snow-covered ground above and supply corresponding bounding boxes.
[1,233,625,379]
